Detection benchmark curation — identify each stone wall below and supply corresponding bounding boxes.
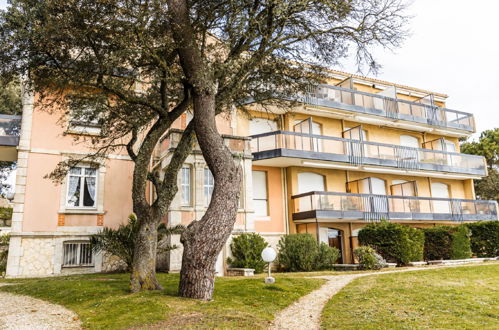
[101,253,128,273]
[18,238,56,277]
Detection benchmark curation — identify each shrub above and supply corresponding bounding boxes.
[354,246,387,270]
[358,221,424,266]
[0,233,9,275]
[90,214,183,271]
[316,242,341,270]
[466,221,499,257]
[227,233,268,273]
[451,226,473,259]
[423,225,472,260]
[0,207,12,220]
[277,233,340,272]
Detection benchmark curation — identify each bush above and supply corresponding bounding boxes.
[424,225,472,260]
[451,226,473,259]
[90,214,183,271]
[277,234,339,272]
[466,221,499,257]
[316,242,341,271]
[354,246,387,270]
[227,233,268,273]
[358,221,424,266]
[0,207,12,220]
[0,233,9,275]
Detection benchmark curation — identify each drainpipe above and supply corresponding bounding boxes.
[282,168,290,234]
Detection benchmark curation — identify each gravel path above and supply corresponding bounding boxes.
[0,283,81,330]
[270,264,493,330]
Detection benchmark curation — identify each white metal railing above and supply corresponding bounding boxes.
[301,84,475,132]
[250,131,486,175]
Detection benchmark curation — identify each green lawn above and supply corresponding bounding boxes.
[0,272,324,329]
[321,264,499,329]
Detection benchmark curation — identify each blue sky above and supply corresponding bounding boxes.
[1,0,498,137]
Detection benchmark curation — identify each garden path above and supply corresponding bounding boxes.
[270,263,495,330]
[0,283,81,330]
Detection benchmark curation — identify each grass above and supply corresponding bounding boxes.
[321,263,499,329]
[0,272,324,329]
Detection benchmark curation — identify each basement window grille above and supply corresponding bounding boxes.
[62,242,93,267]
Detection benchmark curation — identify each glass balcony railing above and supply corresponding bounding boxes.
[250,131,487,176]
[0,114,21,144]
[291,191,498,222]
[0,114,21,162]
[159,128,252,158]
[301,84,475,132]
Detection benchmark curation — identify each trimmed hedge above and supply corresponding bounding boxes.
[358,221,424,266]
[423,225,472,260]
[227,233,268,273]
[277,233,340,272]
[466,221,499,257]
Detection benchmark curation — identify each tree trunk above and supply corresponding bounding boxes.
[130,215,163,292]
[168,0,242,300]
[178,93,242,300]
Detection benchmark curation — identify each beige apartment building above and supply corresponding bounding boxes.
[1,70,497,277]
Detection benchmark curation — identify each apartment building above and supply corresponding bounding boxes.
[1,70,497,277]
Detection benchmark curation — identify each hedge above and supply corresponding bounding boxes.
[466,221,499,257]
[227,233,268,273]
[423,225,472,260]
[358,221,424,265]
[277,233,340,272]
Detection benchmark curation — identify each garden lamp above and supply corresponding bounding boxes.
[261,247,277,284]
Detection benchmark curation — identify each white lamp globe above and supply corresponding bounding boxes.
[261,247,277,263]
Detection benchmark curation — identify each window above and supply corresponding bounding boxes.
[252,170,268,217]
[69,105,102,135]
[62,242,93,267]
[181,166,191,206]
[249,118,277,136]
[204,168,214,207]
[66,166,98,208]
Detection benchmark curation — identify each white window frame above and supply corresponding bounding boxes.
[252,170,269,218]
[62,241,94,267]
[204,168,214,207]
[181,165,192,206]
[68,105,102,135]
[65,165,99,209]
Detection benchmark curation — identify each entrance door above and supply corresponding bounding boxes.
[297,172,325,212]
[319,227,343,263]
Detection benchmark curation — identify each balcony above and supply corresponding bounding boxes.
[250,131,487,178]
[300,84,475,134]
[0,114,21,162]
[157,128,252,163]
[291,191,498,223]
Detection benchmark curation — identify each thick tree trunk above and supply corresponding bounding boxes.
[178,93,242,300]
[168,0,242,300]
[130,216,163,292]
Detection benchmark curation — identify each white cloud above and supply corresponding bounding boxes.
[340,0,499,138]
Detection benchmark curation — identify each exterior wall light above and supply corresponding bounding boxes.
[261,247,277,284]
